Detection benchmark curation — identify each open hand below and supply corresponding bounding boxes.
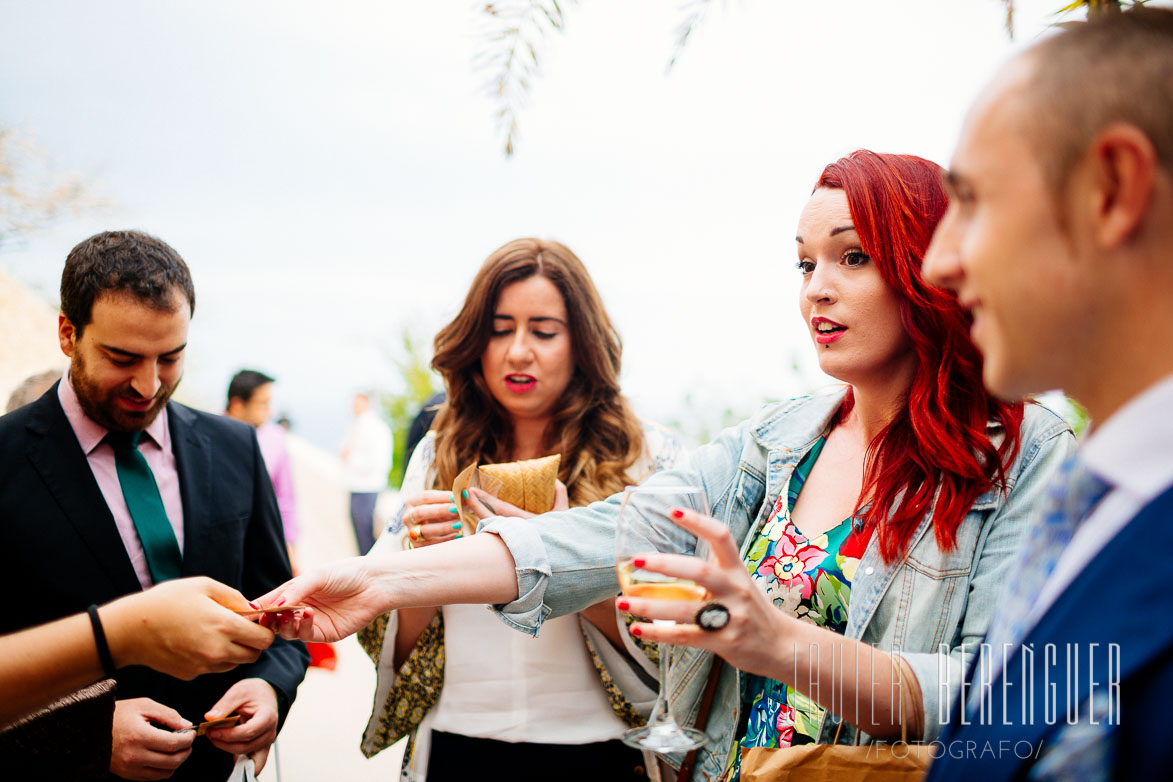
[255,557,385,643]
[616,506,794,678]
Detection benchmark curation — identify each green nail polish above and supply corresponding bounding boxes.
[461,489,469,500]
[449,505,458,514]
[449,493,455,502]
[452,522,462,529]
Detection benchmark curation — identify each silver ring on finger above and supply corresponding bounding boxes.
[695,602,731,632]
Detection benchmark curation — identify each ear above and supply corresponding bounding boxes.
[58,313,77,358]
[1085,123,1157,250]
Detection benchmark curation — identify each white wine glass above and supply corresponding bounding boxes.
[615,484,710,754]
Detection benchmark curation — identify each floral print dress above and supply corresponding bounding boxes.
[733,433,872,774]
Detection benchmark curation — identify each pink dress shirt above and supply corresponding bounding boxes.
[256,422,299,545]
[58,374,186,590]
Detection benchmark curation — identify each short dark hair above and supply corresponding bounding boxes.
[60,230,195,337]
[227,369,275,406]
[1023,6,1173,197]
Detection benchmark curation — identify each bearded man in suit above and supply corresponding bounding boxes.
[0,230,309,780]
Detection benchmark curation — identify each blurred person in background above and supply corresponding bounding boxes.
[340,391,392,555]
[5,368,62,413]
[402,390,446,474]
[226,369,300,561]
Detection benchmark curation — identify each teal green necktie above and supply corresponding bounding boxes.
[107,430,183,583]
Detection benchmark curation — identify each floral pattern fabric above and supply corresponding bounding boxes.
[737,434,872,767]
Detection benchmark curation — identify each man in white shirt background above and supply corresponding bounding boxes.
[340,392,392,554]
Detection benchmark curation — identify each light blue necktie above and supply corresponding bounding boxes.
[107,430,183,583]
[971,457,1111,715]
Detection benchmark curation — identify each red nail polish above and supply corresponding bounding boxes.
[616,599,630,611]
[631,626,643,637]
[671,508,685,519]
[275,599,286,607]
[632,557,646,568]
[248,601,259,609]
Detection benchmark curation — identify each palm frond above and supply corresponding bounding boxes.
[667,0,718,73]
[475,1,576,156]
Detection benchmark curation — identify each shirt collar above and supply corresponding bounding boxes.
[57,371,170,454]
[1079,371,1173,503]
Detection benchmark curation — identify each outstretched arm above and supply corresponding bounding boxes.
[1,577,274,729]
[260,531,521,643]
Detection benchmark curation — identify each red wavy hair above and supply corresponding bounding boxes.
[817,150,1025,561]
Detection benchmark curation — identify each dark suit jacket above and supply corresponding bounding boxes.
[0,385,310,781]
[924,484,1173,781]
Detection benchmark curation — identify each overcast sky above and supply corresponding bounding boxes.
[0,0,1106,449]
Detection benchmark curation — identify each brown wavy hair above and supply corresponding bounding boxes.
[429,238,645,506]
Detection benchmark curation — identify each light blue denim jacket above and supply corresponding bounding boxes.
[480,388,1074,781]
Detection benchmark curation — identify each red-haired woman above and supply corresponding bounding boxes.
[263,151,1074,781]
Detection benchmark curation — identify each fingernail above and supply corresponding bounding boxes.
[449,494,455,502]
[409,528,419,540]
[631,626,643,637]
[461,489,469,500]
[671,508,684,519]
[632,557,646,568]
[248,601,259,609]
[452,522,462,530]
[449,505,458,514]
[275,599,286,607]
[616,599,630,611]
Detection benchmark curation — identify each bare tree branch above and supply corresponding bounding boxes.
[0,128,104,252]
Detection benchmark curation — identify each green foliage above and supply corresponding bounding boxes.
[663,391,759,449]
[378,327,442,488]
[1062,396,1091,438]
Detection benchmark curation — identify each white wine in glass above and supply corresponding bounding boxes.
[615,484,711,754]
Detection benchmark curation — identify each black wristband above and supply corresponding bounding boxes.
[87,604,117,678]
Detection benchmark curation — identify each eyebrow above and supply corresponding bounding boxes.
[492,314,566,325]
[100,343,187,359]
[795,225,857,243]
[941,169,965,192]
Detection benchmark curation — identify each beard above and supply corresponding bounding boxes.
[70,350,178,433]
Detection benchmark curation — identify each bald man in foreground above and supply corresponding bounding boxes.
[922,8,1173,781]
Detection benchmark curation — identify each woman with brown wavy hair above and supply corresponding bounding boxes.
[357,238,683,781]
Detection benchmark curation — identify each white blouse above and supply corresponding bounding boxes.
[364,422,687,780]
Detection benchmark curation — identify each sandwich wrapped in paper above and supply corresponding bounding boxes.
[452,454,561,534]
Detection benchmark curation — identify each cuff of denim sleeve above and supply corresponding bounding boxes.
[896,650,963,744]
[478,516,553,636]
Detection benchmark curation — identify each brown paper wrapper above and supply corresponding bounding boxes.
[453,454,561,534]
[739,742,931,781]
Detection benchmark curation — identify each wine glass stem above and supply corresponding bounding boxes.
[650,642,676,728]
